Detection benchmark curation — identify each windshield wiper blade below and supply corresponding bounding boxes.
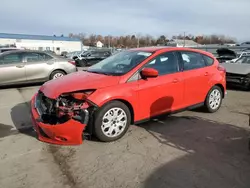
[87,71,112,75]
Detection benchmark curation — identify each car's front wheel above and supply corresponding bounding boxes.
[94,101,131,142]
[204,86,223,113]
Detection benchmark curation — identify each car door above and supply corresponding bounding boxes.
[178,51,211,107]
[132,51,184,119]
[23,52,54,82]
[0,52,26,85]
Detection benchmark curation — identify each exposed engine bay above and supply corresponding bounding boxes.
[36,91,94,128]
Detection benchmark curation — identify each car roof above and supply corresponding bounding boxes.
[128,46,215,57]
[0,49,50,55]
[0,47,19,50]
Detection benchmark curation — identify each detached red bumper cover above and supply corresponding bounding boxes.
[30,94,87,145]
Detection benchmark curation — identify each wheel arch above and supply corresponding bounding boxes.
[49,69,67,79]
[214,83,225,98]
[99,98,135,124]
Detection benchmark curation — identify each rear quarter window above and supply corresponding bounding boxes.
[202,55,214,66]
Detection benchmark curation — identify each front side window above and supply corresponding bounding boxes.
[87,50,152,76]
[1,53,22,64]
[180,51,206,71]
[144,52,179,75]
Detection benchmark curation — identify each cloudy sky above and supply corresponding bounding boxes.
[0,0,249,41]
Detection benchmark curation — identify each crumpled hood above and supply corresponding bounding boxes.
[40,71,120,99]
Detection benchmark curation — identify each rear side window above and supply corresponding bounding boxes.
[41,53,53,60]
[180,51,206,71]
[24,52,53,62]
[202,55,214,66]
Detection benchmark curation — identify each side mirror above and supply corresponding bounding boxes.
[141,68,158,78]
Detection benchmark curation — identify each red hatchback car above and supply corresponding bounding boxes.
[30,47,226,145]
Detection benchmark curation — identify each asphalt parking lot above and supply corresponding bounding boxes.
[0,85,250,188]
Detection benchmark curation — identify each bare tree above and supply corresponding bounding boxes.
[68,33,236,47]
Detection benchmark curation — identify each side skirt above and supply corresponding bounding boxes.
[134,102,204,125]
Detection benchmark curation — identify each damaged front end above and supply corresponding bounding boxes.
[226,72,250,87]
[31,90,98,145]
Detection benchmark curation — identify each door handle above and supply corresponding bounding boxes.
[204,72,209,76]
[16,65,24,68]
[172,79,179,83]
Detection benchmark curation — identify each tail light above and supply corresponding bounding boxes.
[217,65,226,73]
[68,60,76,65]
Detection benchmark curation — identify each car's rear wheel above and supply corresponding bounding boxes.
[204,86,223,113]
[50,70,66,80]
[94,101,131,142]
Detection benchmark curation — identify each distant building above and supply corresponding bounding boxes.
[167,39,201,47]
[96,41,104,48]
[0,33,82,55]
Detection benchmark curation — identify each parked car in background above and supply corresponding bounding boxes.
[216,48,237,63]
[71,50,89,60]
[221,55,250,89]
[65,51,81,59]
[43,50,56,55]
[0,47,22,54]
[61,51,68,57]
[0,50,77,86]
[75,50,112,67]
[30,47,226,145]
[225,51,250,63]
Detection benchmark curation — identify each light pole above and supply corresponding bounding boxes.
[183,31,186,47]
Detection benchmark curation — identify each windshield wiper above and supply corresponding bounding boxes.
[87,71,113,76]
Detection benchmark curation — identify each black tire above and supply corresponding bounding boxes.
[94,101,131,142]
[49,70,66,80]
[204,85,223,113]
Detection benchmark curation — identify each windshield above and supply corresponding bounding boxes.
[87,50,153,75]
[236,56,250,64]
[81,51,90,56]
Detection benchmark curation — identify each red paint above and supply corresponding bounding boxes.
[141,68,159,78]
[31,94,86,145]
[40,71,120,99]
[31,47,226,145]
